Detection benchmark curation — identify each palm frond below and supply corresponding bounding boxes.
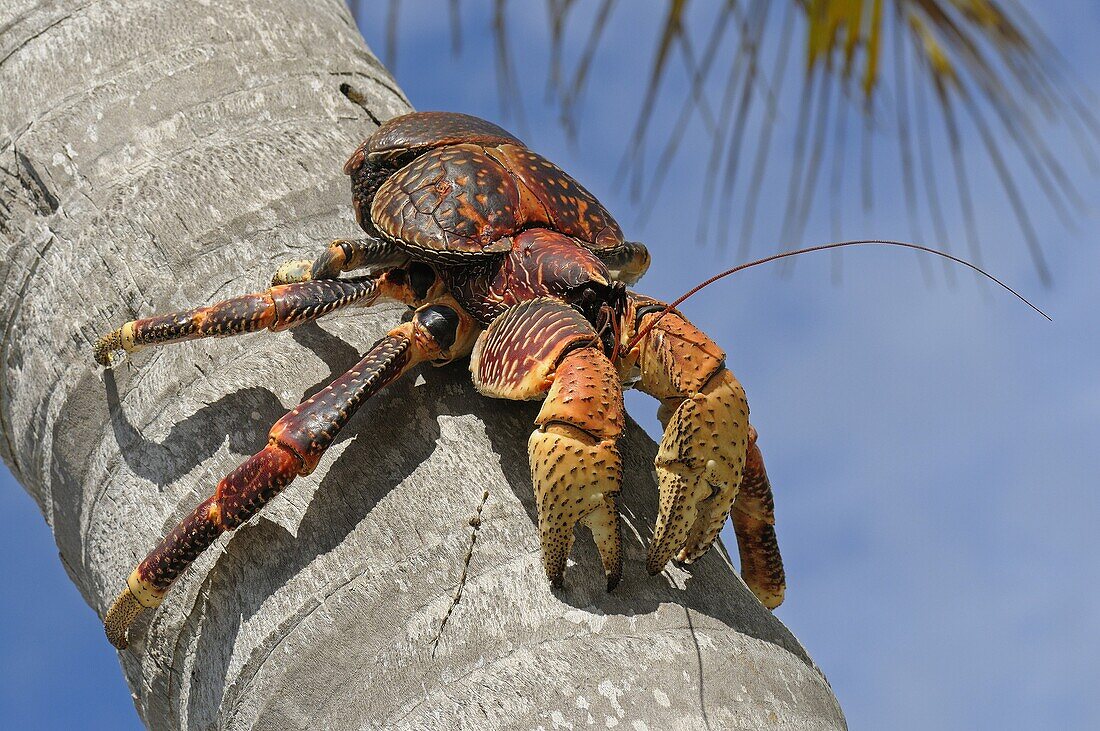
[359,0,1098,282]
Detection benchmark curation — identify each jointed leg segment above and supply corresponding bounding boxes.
[93,267,430,367]
[529,347,625,589]
[104,303,474,649]
[731,428,785,608]
[271,236,407,285]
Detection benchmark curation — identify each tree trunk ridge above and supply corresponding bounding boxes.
[0,1,846,728]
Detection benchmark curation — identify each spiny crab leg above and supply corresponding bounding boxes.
[530,346,625,588]
[731,427,785,608]
[471,298,624,589]
[93,269,415,367]
[104,303,476,649]
[623,296,755,578]
[271,236,407,285]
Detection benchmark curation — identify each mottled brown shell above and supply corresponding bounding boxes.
[370,143,521,259]
[489,144,623,252]
[360,112,625,261]
[344,112,520,175]
[367,111,522,161]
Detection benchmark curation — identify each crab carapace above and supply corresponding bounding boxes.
[97,111,783,649]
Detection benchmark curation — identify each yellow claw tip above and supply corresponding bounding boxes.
[104,588,146,650]
[94,323,137,368]
[93,331,123,367]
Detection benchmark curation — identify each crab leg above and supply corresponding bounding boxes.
[104,303,475,649]
[270,236,407,285]
[471,298,624,588]
[624,297,751,573]
[731,428,785,608]
[93,269,416,367]
[529,347,625,589]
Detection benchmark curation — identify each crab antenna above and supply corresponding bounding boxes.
[621,239,1051,355]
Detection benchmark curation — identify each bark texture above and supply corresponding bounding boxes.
[0,1,845,728]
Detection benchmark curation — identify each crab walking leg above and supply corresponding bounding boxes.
[731,428,785,608]
[104,304,472,649]
[625,297,750,575]
[529,347,625,589]
[93,269,415,366]
[271,236,408,285]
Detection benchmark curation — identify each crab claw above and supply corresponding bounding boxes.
[529,425,624,590]
[471,299,626,590]
[646,369,749,575]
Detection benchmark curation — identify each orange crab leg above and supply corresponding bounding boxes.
[93,269,423,367]
[470,298,625,588]
[104,303,477,649]
[623,296,786,607]
[732,428,785,609]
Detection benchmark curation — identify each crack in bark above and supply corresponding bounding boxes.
[14,149,59,216]
[431,488,489,657]
[0,231,57,481]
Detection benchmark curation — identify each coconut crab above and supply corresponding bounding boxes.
[99,111,1043,650]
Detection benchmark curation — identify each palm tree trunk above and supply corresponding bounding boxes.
[0,1,844,728]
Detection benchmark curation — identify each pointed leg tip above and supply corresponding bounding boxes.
[755,586,785,610]
[676,544,710,565]
[546,566,566,590]
[605,570,622,592]
[93,331,127,368]
[104,588,146,650]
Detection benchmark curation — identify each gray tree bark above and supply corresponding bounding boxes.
[0,1,845,729]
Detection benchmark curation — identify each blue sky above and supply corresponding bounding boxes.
[2,2,1098,728]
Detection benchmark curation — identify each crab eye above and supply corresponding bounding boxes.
[581,287,598,304]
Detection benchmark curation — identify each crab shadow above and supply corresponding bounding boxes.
[103,322,808,724]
